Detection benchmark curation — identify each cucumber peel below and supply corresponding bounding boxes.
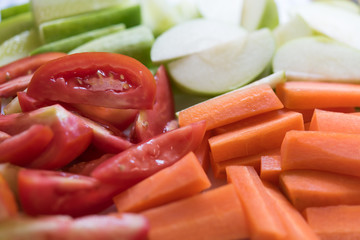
[0,12,33,44]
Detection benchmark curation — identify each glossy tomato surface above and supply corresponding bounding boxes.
[27,52,157,109]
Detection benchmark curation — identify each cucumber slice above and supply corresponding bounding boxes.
[30,23,125,55]
[0,12,33,44]
[69,25,154,66]
[1,2,30,21]
[39,4,141,43]
[0,29,41,67]
[31,0,134,25]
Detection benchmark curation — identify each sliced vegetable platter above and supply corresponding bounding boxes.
[1,0,360,239]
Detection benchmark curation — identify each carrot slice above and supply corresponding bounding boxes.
[281,130,360,178]
[0,174,17,220]
[304,205,360,240]
[178,84,283,131]
[194,131,211,171]
[210,110,303,162]
[276,81,360,109]
[260,155,282,184]
[309,109,360,133]
[289,107,356,123]
[113,152,211,213]
[226,166,286,240]
[211,148,280,179]
[280,170,360,211]
[264,183,320,240]
[142,184,250,240]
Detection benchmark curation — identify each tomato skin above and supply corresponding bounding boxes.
[0,74,32,97]
[131,65,175,143]
[0,52,67,84]
[66,154,114,176]
[0,105,93,170]
[27,52,157,109]
[18,169,130,217]
[91,120,207,184]
[0,124,54,166]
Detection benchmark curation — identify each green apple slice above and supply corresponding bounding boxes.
[0,29,41,67]
[313,0,360,14]
[31,0,133,25]
[0,12,33,44]
[273,14,313,47]
[297,2,360,50]
[151,19,248,64]
[241,0,279,31]
[273,36,360,82]
[141,0,199,37]
[69,26,154,66]
[196,0,243,25]
[31,23,125,55]
[168,28,276,96]
[39,3,141,43]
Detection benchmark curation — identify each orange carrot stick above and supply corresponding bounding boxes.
[226,166,286,240]
[276,81,360,109]
[260,155,282,184]
[264,183,320,240]
[113,152,211,213]
[178,84,283,131]
[0,174,17,220]
[211,148,280,179]
[288,107,356,123]
[210,110,303,162]
[309,109,360,133]
[142,184,250,240]
[304,205,360,240]
[280,170,360,211]
[281,130,360,178]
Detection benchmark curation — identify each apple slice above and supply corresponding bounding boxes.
[241,0,279,31]
[272,36,360,82]
[150,18,248,64]
[196,0,243,25]
[297,2,360,50]
[314,0,360,14]
[168,28,275,96]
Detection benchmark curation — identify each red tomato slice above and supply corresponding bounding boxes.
[91,120,207,184]
[17,91,53,112]
[27,52,157,109]
[0,74,32,98]
[131,65,176,143]
[0,131,10,143]
[0,124,54,166]
[18,169,131,217]
[0,105,93,170]
[66,154,114,176]
[0,52,67,84]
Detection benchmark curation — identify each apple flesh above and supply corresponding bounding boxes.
[273,36,360,82]
[168,28,275,95]
[241,0,279,31]
[150,18,248,64]
[196,0,243,25]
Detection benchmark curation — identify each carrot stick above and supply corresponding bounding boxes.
[279,170,360,211]
[0,174,17,220]
[209,110,303,162]
[113,152,211,213]
[211,148,280,179]
[288,107,356,123]
[309,109,360,133]
[178,84,283,131]
[226,166,286,240]
[194,131,211,171]
[141,184,250,240]
[304,205,360,240]
[276,81,360,109]
[260,155,282,184]
[281,130,360,178]
[264,183,320,240]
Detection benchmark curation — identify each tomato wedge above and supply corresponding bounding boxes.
[131,65,175,143]
[91,121,206,184]
[0,52,67,84]
[18,169,130,217]
[0,74,32,98]
[27,52,157,109]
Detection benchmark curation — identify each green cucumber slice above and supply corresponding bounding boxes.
[30,23,125,55]
[0,29,41,67]
[39,4,141,43]
[69,25,154,66]
[1,2,30,21]
[0,12,33,44]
